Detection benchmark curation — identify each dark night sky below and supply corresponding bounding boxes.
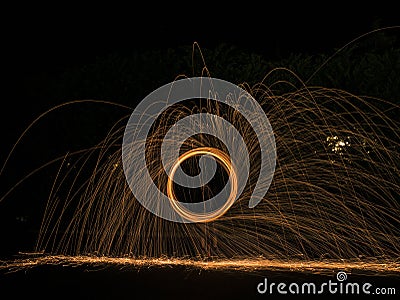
[2,9,398,150]
[3,9,397,119]
[3,8,398,76]
[5,12,398,75]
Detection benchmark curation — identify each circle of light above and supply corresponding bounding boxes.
[160,112,248,223]
[167,147,237,223]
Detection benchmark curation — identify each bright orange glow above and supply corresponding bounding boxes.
[167,147,237,223]
[1,255,399,275]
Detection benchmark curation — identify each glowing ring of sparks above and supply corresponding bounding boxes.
[167,147,237,222]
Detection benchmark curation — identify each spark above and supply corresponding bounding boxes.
[1,255,399,275]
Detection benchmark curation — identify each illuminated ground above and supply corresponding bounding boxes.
[1,255,399,299]
[1,255,400,274]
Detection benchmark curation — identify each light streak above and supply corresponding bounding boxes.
[1,255,399,275]
[167,147,237,222]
